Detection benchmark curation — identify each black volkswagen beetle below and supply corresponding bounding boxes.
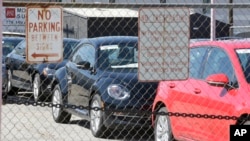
[5,38,79,101]
[51,36,158,137]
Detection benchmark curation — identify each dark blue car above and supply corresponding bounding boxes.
[5,38,79,101]
[51,36,158,137]
[2,37,24,99]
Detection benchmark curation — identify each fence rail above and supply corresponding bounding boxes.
[4,2,250,8]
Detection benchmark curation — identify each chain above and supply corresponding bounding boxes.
[4,99,243,121]
[152,111,239,120]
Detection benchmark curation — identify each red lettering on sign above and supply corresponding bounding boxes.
[28,22,61,32]
[38,9,51,20]
[6,8,15,18]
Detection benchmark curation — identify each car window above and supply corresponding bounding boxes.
[3,46,14,56]
[2,38,24,56]
[190,47,208,79]
[202,47,237,86]
[72,44,95,67]
[13,40,26,56]
[236,49,250,83]
[63,40,79,59]
[98,42,138,70]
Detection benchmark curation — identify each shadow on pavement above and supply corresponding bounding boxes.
[70,119,154,141]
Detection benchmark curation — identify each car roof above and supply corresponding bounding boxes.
[2,36,25,40]
[77,36,138,49]
[190,38,250,51]
[19,38,79,44]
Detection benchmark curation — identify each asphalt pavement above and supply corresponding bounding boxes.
[1,94,154,141]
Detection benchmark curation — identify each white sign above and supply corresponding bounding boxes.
[138,8,190,81]
[2,7,26,33]
[26,6,63,63]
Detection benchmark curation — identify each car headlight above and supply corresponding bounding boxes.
[107,84,130,100]
[42,67,56,76]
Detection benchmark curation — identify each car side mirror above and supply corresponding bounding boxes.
[76,61,91,70]
[206,73,229,87]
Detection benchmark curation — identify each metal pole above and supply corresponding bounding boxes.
[229,0,233,36]
[211,0,216,41]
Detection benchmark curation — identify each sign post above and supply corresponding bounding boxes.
[138,8,190,81]
[26,6,63,63]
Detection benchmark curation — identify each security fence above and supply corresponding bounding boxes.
[2,1,250,141]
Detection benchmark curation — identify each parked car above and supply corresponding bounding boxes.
[2,36,25,99]
[50,36,158,137]
[5,38,79,101]
[152,39,250,141]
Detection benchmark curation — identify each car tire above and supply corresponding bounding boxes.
[33,73,44,102]
[90,94,107,137]
[52,85,71,123]
[7,69,18,95]
[154,107,174,141]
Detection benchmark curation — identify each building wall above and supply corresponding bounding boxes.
[87,17,138,37]
[63,11,88,39]
[59,0,250,29]
[3,0,250,35]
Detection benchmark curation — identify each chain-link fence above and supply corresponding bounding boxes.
[2,1,250,141]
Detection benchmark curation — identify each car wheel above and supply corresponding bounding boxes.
[154,107,174,141]
[7,69,18,95]
[52,85,71,123]
[90,94,107,137]
[33,74,42,102]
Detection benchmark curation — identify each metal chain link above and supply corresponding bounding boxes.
[4,99,241,121]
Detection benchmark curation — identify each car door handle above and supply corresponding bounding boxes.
[194,88,201,94]
[168,83,175,88]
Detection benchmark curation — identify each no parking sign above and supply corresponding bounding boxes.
[26,6,63,63]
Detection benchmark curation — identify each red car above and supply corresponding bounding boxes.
[152,39,250,141]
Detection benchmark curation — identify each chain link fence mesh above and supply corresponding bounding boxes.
[2,1,250,141]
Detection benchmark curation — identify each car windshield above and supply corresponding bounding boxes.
[63,40,79,59]
[2,38,23,56]
[98,43,138,71]
[236,49,250,83]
